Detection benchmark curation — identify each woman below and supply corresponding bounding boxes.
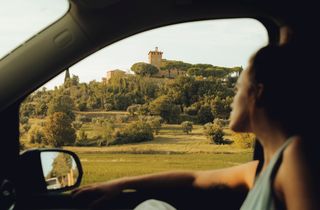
[72,45,320,210]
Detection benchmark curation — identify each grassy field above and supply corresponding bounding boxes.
[65,124,252,154]
[77,153,253,186]
[21,111,254,186]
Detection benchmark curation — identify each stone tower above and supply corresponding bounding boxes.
[148,47,163,69]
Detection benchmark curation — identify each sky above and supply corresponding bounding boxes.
[0,0,269,90]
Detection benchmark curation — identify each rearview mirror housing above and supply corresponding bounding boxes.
[18,149,83,194]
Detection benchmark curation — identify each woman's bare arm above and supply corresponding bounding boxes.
[72,160,258,208]
[193,160,258,190]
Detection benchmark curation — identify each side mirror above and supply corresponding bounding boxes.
[18,149,83,193]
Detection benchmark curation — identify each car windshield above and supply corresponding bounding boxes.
[0,0,68,59]
[20,18,268,186]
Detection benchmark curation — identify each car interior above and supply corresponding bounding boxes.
[0,0,318,210]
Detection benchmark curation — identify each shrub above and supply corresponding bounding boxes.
[75,129,89,146]
[77,115,92,123]
[20,116,29,125]
[22,123,31,133]
[78,102,87,111]
[117,115,129,123]
[181,121,193,134]
[28,125,47,144]
[183,106,198,115]
[137,104,150,116]
[203,122,225,144]
[72,121,83,130]
[111,121,153,145]
[232,133,255,149]
[179,114,198,124]
[197,105,214,124]
[104,103,113,111]
[127,104,141,116]
[101,122,115,146]
[92,117,105,125]
[144,116,162,135]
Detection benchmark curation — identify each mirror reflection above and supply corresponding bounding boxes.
[40,151,79,190]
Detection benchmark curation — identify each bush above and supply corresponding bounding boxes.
[179,114,198,124]
[78,102,87,111]
[75,129,89,146]
[22,123,31,133]
[104,103,113,111]
[117,115,129,123]
[183,106,198,115]
[101,122,115,146]
[77,115,92,123]
[92,117,105,125]
[20,116,29,125]
[197,105,214,124]
[137,104,150,116]
[127,104,141,116]
[181,121,193,134]
[28,125,47,144]
[111,121,153,145]
[142,116,162,135]
[72,121,83,130]
[232,133,255,149]
[203,122,225,144]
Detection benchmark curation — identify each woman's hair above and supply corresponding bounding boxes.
[249,44,315,136]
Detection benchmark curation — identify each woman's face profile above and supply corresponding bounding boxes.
[229,64,255,133]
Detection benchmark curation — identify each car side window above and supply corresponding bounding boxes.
[19,18,268,186]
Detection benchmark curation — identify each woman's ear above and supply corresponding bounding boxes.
[255,84,264,106]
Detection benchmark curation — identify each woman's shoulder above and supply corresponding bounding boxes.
[277,135,317,181]
[274,135,320,209]
[282,135,319,167]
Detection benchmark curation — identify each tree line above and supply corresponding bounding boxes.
[20,60,243,148]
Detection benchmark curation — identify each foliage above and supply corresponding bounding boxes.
[20,123,31,134]
[127,104,141,116]
[197,105,214,124]
[183,106,198,116]
[101,122,115,146]
[75,129,89,146]
[20,103,35,117]
[232,133,256,149]
[20,60,240,126]
[28,125,47,145]
[149,96,181,123]
[72,121,83,130]
[47,153,72,179]
[161,60,192,72]
[211,96,233,120]
[43,112,76,147]
[112,121,153,145]
[181,121,193,134]
[47,95,75,120]
[117,115,129,123]
[203,121,225,144]
[179,114,198,124]
[76,115,92,123]
[131,62,159,76]
[140,116,163,135]
[20,116,29,125]
[187,65,242,78]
